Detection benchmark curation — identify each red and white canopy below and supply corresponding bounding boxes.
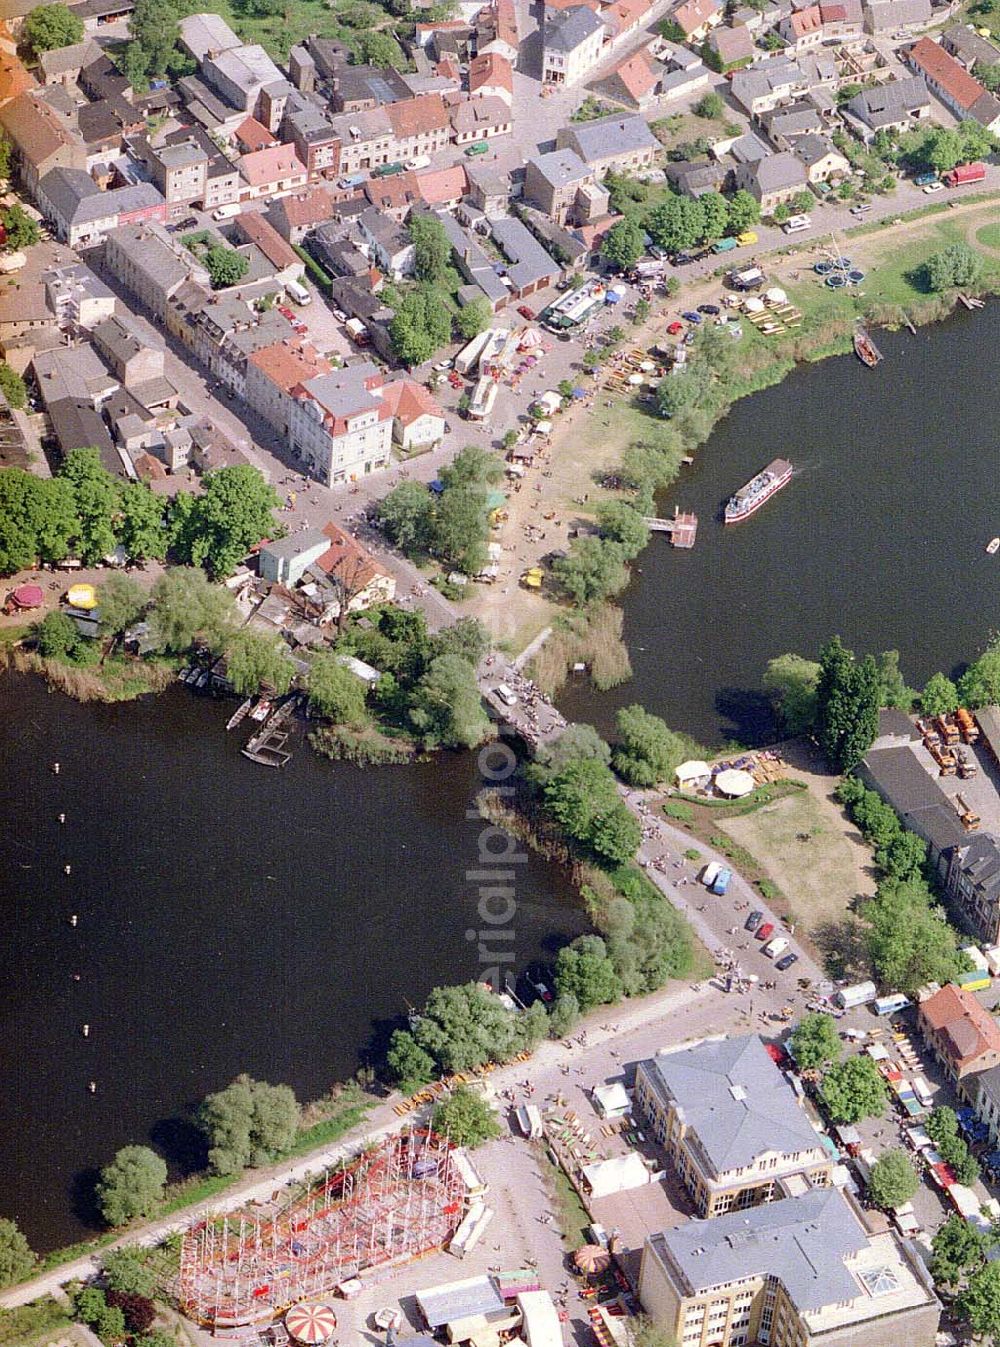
[286,1301,338,1344]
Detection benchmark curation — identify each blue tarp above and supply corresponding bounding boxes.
[604,291,621,304]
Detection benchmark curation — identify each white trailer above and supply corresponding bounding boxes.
[455,329,494,375]
[836,980,877,1010]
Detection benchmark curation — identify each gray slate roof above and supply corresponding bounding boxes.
[845,73,930,125]
[544,4,605,52]
[652,1190,868,1309]
[303,361,382,419]
[943,23,1000,70]
[528,148,592,190]
[859,743,966,854]
[261,527,329,561]
[489,216,559,290]
[645,1034,821,1172]
[753,149,807,192]
[559,113,657,164]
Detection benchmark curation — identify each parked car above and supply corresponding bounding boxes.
[278,305,297,322]
[745,910,763,932]
[913,172,938,187]
[849,203,872,217]
[517,304,536,320]
[433,358,454,371]
[755,922,775,942]
[776,952,799,971]
[176,215,198,231]
[763,937,789,959]
[666,320,684,335]
[681,311,702,324]
[922,181,945,194]
[698,303,720,315]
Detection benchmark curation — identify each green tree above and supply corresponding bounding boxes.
[816,636,879,771]
[601,217,645,271]
[148,566,238,653]
[533,722,611,781]
[175,465,280,577]
[959,637,1000,708]
[0,471,76,573]
[432,615,490,665]
[98,573,146,639]
[434,484,490,574]
[875,649,912,711]
[409,213,451,283]
[118,481,167,562]
[773,202,791,223]
[792,190,814,213]
[354,29,406,67]
[790,1013,842,1069]
[59,446,120,564]
[411,981,521,1072]
[548,991,580,1036]
[455,296,491,340]
[96,1145,168,1226]
[924,243,984,292]
[931,1212,987,1288]
[926,1104,959,1146]
[204,245,249,290]
[613,704,692,787]
[386,1028,436,1089]
[35,609,81,660]
[821,1054,887,1123]
[390,288,450,366]
[727,190,760,232]
[227,631,295,695]
[0,204,39,251]
[0,1218,35,1288]
[647,195,705,254]
[553,536,628,605]
[0,363,27,408]
[102,1245,156,1297]
[921,672,959,716]
[307,652,368,725]
[699,191,729,241]
[96,1304,127,1341]
[840,654,881,771]
[377,480,434,554]
[865,876,963,993]
[763,653,821,734]
[0,136,10,185]
[22,3,83,52]
[959,1260,1000,1341]
[439,443,502,490]
[595,500,650,558]
[554,934,622,1011]
[128,0,181,80]
[198,1075,300,1175]
[432,1086,502,1146]
[409,653,490,747]
[634,297,650,324]
[76,1286,108,1325]
[693,90,724,118]
[543,756,641,865]
[867,1149,918,1209]
[134,1334,176,1347]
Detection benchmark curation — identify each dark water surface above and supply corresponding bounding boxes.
[0,673,585,1250]
[560,303,1000,746]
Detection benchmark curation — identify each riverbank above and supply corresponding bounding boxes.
[468,195,1000,669]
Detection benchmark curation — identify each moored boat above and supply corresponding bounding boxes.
[853,328,882,367]
[725,459,793,524]
[987,537,999,555]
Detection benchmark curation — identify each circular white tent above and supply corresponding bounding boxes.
[715,768,756,798]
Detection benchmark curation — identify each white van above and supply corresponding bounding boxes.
[406,155,431,170]
[286,277,312,306]
[763,937,789,958]
[700,862,721,888]
[782,213,811,234]
[212,202,242,221]
[495,683,518,707]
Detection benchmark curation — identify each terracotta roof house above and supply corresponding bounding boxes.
[601,0,652,40]
[246,337,331,434]
[0,46,36,105]
[468,50,515,103]
[379,377,446,452]
[233,115,278,153]
[311,519,396,611]
[362,170,421,220]
[906,35,1000,130]
[593,48,662,107]
[416,163,467,207]
[265,185,335,242]
[671,0,722,40]
[232,209,302,274]
[0,90,85,196]
[238,143,308,198]
[918,983,1000,1090]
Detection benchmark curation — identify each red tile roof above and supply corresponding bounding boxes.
[234,209,299,271]
[0,46,35,106]
[235,116,278,152]
[920,983,1000,1068]
[494,0,520,48]
[240,143,307,188]
[379,378,446,427]
[417,163,468,204]
[673,0,721,35]
[787,3,822,34]
[249,338,330,393]
[908,36,985,111]
[606,48,659,100]
[602,0,651,35]
[386,93,450,139]
[468,50,514,95]
[315,519,391,589]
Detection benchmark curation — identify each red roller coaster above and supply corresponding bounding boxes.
[178,1128,466,1329]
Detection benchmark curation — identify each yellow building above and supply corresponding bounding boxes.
[634,1036,832,1218]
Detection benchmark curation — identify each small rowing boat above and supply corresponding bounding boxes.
[986,538,999,555]
[853,327,882,367]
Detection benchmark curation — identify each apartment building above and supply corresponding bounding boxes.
[639,1189,940,1347]
[542,6,607,86]
[634,1036,832,1218]
[288,362,393,485]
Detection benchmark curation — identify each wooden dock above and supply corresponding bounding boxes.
[242,694,299,768]
[645,508,698,548]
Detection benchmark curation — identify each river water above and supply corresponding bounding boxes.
[0,673,585,1251]
[561,303,1000,746]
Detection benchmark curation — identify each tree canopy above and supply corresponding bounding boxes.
[407,981,524,1073]
[431,1086,502,1147]
[790,1013,841,1070]
[921,672,959,716]
[198,1074,300,1175]
[409,214,451,284]
[22,3,83,53]
[612,703,699,788]
[204,246,249,289]
[815,636,880,771]
[59,446,120,564]
[307,652,369,726]
[543,756,641,866]
[96,1145,168,1226]
[820,1054,887,1123]
[102,1245,156,1297]
[552,536,629,605]
[932,1212,987,1289]
[867,1149,918,1209]
[0,204,40,252]
[958,636,1000,708]
[923,243,984,293]
[148,566,238,653]
[763,653,821,735]
[0,1218,35,1288]
[99,573,146,639]
[554,934,622,1011]
[408,652,491,748]
[601,217,645,271]
[171,465,280,577]
[226,631,295,696]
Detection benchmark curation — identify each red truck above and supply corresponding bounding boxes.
[944,162,987,187]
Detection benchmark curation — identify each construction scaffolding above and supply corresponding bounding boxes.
[178,1129,467,1330]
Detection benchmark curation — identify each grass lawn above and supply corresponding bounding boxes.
[202,0,376,60]
[0,1298,73,1345]
[977,221,1000,250]
[715,784,876,949]
[540,1147,592,1247]
[651,109,739,155]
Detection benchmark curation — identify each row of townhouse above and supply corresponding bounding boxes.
[631,1035,940,1347]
